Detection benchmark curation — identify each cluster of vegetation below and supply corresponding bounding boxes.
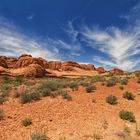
[120,78,128,85]
[123,91,135,100]
[119,110,135,122]
[22,118,32,127]
[30,129,48,140]
[0,109,5,120]
[86,85,96,93]
[106,95,117,105]
[106,77,117,87]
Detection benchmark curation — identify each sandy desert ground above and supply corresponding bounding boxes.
[0,75,140,140]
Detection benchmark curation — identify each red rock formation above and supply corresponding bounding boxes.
[62,61,81,71]
[47,61,62,70]
[14,54,47,69]
[0,56,8,68]
[109,68,124,75]
[80,64,95,70]
[96,67,106,74]
[11,64,46,77]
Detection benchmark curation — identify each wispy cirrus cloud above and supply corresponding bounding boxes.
[0,17,82,61]
[80,26,140,70]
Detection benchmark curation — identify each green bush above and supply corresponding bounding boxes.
[41,88,51,97]
[14,76,25,86]
[106,95,117,105]
[120,78,128,85]
[22,118,32,127]
[20,93,32,104]
[42,81,64,91]
[119,110,135,122]
[106,78,117,87]
[136,129,140,137]
[123,91,135,100]
[62,92,72,101]
[90,75,106,83]
[13,92,20,98]
[86,85,96,93]
[30,92,41,101]
[30,130,48,140]
[0,96,6,104]
[69,82,79,91]
[0,109,5,120]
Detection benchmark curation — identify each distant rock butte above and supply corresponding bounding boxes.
[0,54,124,77]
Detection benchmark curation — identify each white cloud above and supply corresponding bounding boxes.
[80,26,140,70]
[0,17,82,61]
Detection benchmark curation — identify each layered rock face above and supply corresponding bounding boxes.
[11,64,46,77]
[80,64,95,70]
[0,54,111,77]
[47,61,62,70]
[14,54,48,69]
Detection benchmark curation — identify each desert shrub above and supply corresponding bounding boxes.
[14,76,25,86]
[30,130,48,140]
[62,91,72,101]
[93,132,103,140]
[119,110,135,122]
[69,82,79,91]
[90,75,106,83]
[92,98,96,103]
[106,95,117,105]
[30,92,41,101]
[137,78,140,83]
[119,86,124,90]
[80,82,89,87]
[39,80,64,92]
[123,91,135,100]
[120,78,128,85]
[22,118,32,127]
[0,96,6,104]
[20,93,32,104]
[0,109,5,120]
[86,85,96,93]
[13,92,20,98]
[41,88,51,97]
[135,72,140,78]
[136,129,140,137]
[2,76,11,84]
[106,78,117,87]
[124,125,131,134]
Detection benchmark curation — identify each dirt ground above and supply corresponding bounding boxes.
[0,78,140,140]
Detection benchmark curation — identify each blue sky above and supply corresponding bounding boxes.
[0,0,140,71]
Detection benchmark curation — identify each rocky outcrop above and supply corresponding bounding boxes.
[109,68,124,75]
[47,61,62,70]
[0,56,8,68]
[96,67,106,74]
[14,54,47,69]
[62,61,81,71]
[80,64,95,70]
[11,64,46,77]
